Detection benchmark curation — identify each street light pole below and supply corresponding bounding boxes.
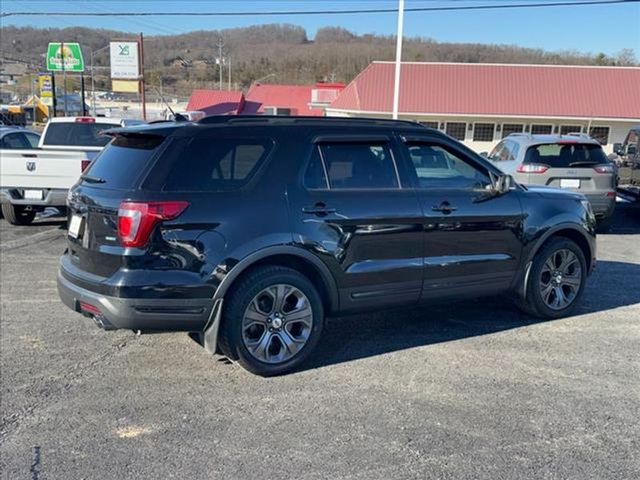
[392,0,405,120]
[90,45,110,116]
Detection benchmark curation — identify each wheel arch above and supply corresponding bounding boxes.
[515,223,594,299]
[212,246,339,314]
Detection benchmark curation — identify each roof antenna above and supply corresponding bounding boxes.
[153,87,187,122]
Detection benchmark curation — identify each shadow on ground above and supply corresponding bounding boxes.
[301,258,640,372]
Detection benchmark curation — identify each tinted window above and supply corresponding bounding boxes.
[24,133,40,148]
[43,122,114,147]
[560,125,582,135]
[162,137,271,192]
[589,126,610,145]
[419,121,439,130]
[84,134,164,189]
[524,143,609,168]
[316,143,398,190]
[473,123,495,142]
[408,143,491,189]
[0,133,29,149]
[502,123,524,138]
[304,147,329,189]
[531,124,553,135]
[445,122,466,141]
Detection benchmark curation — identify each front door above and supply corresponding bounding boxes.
[399,135,525,301]
[288,135,424,312]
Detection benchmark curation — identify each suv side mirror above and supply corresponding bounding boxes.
[480,151,489,158]
[613,143,623,155]
[488,172,516,195]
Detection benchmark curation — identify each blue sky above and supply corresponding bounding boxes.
[3,0,639,56]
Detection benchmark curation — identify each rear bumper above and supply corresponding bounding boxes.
[1,188,68,207]
[583,193,615,219]
[57,265,212,332]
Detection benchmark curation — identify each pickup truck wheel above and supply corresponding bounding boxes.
[522,238,587,319]
[1,204,36,225]
[219,266,324,376]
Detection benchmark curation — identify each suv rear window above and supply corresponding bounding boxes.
[524,143,608,168]
[83,134,164,189]
[161,137,272,192]
[43,122,115,147]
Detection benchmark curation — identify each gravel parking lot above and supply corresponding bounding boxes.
[1,206,639,480]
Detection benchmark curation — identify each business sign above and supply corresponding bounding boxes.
[46,43,84,72]
[110,41,140,79]
[38,74,53,106]
[112,79,139,93]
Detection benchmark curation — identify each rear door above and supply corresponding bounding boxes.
[288,134,424,312]
[399,134,524,300]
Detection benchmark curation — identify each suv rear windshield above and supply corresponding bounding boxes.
[82,134,164,189]
[43,122,115,147]
[524,143,609,168]
[160,137,273,192]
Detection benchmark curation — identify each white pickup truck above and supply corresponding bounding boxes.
[0,117,143,225]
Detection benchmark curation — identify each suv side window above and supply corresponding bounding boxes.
[406,142,491,189]
[162,137,272,192]
[305,142,399,190]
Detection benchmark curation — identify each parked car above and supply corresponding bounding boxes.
[0,126,40,150]
[486,133,616,228]
[0,117,143,225]
[613,126,639,169]
[613,126,640,205]
[58,117,596,376]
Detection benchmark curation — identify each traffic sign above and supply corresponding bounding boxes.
[46,43,85,72]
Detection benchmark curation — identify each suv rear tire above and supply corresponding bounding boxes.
[218,266,324,376]
[2,204,36,225]
[520,237,587,319]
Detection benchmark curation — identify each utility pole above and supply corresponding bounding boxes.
[61,41,68,116]
[217,37,224,90]
[139,32,147,121]
[228,56,231,91]
[392,0,405,120]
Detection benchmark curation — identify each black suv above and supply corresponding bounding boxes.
[58,117,596,375]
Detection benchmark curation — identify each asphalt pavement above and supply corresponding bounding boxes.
[1,206,639,479]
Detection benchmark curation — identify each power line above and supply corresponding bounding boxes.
[2,0,638,17]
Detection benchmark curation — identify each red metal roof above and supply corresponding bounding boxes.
[329,62,640,120]
[186,90,244,115]
[243,84,324,116]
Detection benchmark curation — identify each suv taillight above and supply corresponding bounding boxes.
[517,163,549,174]
[117,201,189,248]
[593,165,614,174]
[81,160,91,172]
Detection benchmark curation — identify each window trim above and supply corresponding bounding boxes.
[303,139,402,192]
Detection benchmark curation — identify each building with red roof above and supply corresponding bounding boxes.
[327,62,640,152]
[243,83,344,116]
[186,89,245,116]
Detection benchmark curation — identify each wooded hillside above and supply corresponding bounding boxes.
[2,24,636,97]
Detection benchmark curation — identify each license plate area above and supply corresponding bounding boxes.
[68,214,84,239]
[24,189,43,200]
[560,179,580,189]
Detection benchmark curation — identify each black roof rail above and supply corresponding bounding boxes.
[197,115,424,128]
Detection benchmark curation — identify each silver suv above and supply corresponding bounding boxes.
[487,133,616,225]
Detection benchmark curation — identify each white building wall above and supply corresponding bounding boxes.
[324,110,638,154]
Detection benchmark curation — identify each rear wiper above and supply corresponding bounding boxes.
[81,174,106,184]
[569,161,598,167]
